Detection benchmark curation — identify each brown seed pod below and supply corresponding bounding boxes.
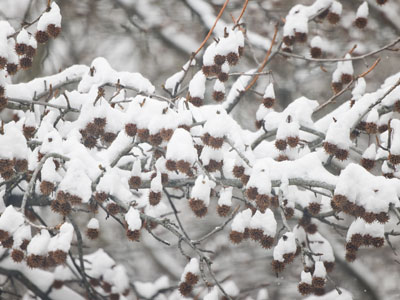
[275,139,287,151]
[229,230,244,244]
[11,249,24,262]
[19,57,32,70]
[314,287,326,296]
[365,122,377,134]
[354,17,367,29]
[310,47,322,58]
[249,228,264,241]
[0,56,7,69]
[361,158,375,170]
[246,187,258,200]
[287,136,299,148]
[176,160,191,174]
[327,12,340,24]
[218,72,229,82]
[240,174,250,185]
[345,251,357,262]
[283,35,295,46]
[20,239,30,251]
[263,97,275,108]
[6,63,18,75]
[350,233,364,247]
[47,24,61,38]
[188,96,203,107]
[346,242,358,253]
[298,282,312,295]
[160,128,174,141]
[312,277,325,288]
[335,148,349,161]
[26,254,45,268]
[149,191,162,206]
[341,73,353,84]
[0,230,9,242]
[331,194,347,210]
[126,229,140,242]
[217,204,231,217]
[53,280,64,289]
[389,153,400,165]
[283,253,295,264]
[125,123,137,137]
[212,90,225,102]
[185,272,199,286]
[107,203,120,215]
[102,132,117,144]
[1,236,13,248]
[14,159,28,172]
[331,81,343,94]
[137,128,149,141]
[83,136,97,149]
[271,260,285,273]
[202,65,212,76]
[363,211,376,223]
[0,96,7,111]
[128,176,142,189]
[94,191,108,203]
[376,212,389,224]
[40,180,55,196]
[35,31,49,43]
[284,207,294,219]
[295,32,307,43]
[210,64,221,75]
[260,235,274,249]
[149,133,163,146]
[179,281,193,297]
[86,228,99,240]
[256,194,270,212]
[214,54,226,66]
[308,202,321,215]
[0,159,13,173]
[50,249,67,264]
[189,199,207,218]
[324,261,335,273]
[204,159,223,172]
[26,46,36,58]
[371,237,384,248]
[102,281,112,293]
[376,0,387,4]
[226,52,239,65]
[23,125,36,139]
[305,223,318,234]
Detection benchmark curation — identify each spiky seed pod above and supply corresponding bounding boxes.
[218,72,229,82]
[1,236,13,248]
[137,128,149,141]
[35,31,49,43]
[40,180,55,196]
[194,144,203,157]
[354,17,367,29]
[59,200,72,216]
[241,174,250,185]
[205,159,223,172]
[86,122,103,137]
[263,97,275,108]
[15,43,27,55]
[87,228,99,240]
[295,32,307,43]
[283,35,295,46]
[229,230,244,244]
[201,133,210,145]
[110,293,120,300]
[102,132,117,144]
[179,282,193,297]
[202,65,212,76]
[165,160,177,172]
[26,45,36,58]
[212,90,225,102]
[53,280,64,289]
[189,199,208,218]
[0,159,13,173]
[361,158,375,170]
[217,204,231,217]
[126,229,140,241]
[341,73,353,85]
[149,191,162,206]
[331,81,342,94]
[283,253,295,264]
[335,148,349,161]
[376,212,389,224]
[305,223,318,234]
[51,250,67,264]
[185,272,199,285]
[90,278,100,287]
[160,128,174,141]
[271,260,285,273]
[365,122,377,134]
[312,277,325,288]
[249,228,264,241]
[324,261,335,273]
[363,212,376,223]
[260,235,274,249]
[149,133,162,146]
[214,54,226,65]
[83,136,97,149]
[47,24,61,38]
[23,125,36,139]
[310,47,322,58]
[19,57,32,70]
[350,234,364,247]
[14,159,28,172]
[27,254,45,268]
[0,230,9,242]
[94,191,108,203]
[1,169,14,180]
[341,200,356,215]
[176,160,191,174]
[210,64,221,75]
[11,249,24,262]
[128,176,142,189]
[125,123,137,137]
[226,52,239,65]
[6,63,18,75]
[275,139,287,151]
[284,207,294,219]
[298,282,312,295]
[389,153,400,165]
[308,202,321,215]
[256,194,270,212]
[346,242,358,253]
[20,239,30,250]
[107,203,120,215]
[327,12,340,24]
[363,234,373,246]
[331,194,347,210]
[102,282,112,293]
[232,166,244,179]
[287,136,299,148]
[371,237,384,248]
[345,251,357,262]
[189,96,203,107]
[0,57,7,69]
[69,195,82,205]
[246,187,258,200]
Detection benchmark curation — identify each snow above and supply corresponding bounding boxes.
[325,121,350,149]
[231,208,252,232]
[203,42,217,66]
[216,30,239,55]
[305,289,353,300]
[87,218,99,229]
[247,168,271,195]
[0,122,28,160]
[188,71,206,98]
[13,225,31,248]
[166,128,197,162]
[214,79,225,93]
[164,60,195,92]
[356,2,369,18]
[390,119,400,155]
[362,144,376,160]
[313,261,327,278]
[218,187,233,206]
[150,172,162,192]
[310,36,323,49]
[191,175,215,205]
[58,160,92,203]
[134,276,170,298]
[17,29,30,44]
[204,286,219,300]
[301,271,312,284]
[0,20,15,37]
[223,69,256,110]
[0,205,24,234]
[181,258,199,281]
[308,233,334,263]
[125,207,142,231]
[222,280,240,297]
[352,78,366,99]
[263,83,275,99]
[41,159,62,182]
[84,248,116,279]
[48,223,74,253]
[27,230,51,256]
[273,232,296,262]
[341,55,354,76]
[37,2,62,30]
[330,1,342,15]
[251,209,277,237]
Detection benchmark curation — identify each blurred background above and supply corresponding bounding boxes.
[1,0,400,299]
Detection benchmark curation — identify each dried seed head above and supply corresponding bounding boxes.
[1,236,13,248]
[128,176,142,189]
[1,169,14,180]
[376,0,387,4]
[217,204,231,217]
[310,47,322,58]
[331,81,343,94]
[204,159,223,172]
[284,207,294,219]
[165,159,177,172]
[189,198,208,217]
[185,272,199,285]
[83,136,97,149]
[102,132,117,144]
[226,52,239,65]
[35,30,49,43]
[282,46,292,53]
[256,194,270,212]
[47,24,61,38]
[240,174,250,185]
[283,253,295,264]
[350,233,364,247]
[308,202,321,215]
[371,237,384,248]
[26,46,36,58]
[125,123,137,137]
[271,260,285,273]
[283,35,295,46]
[354,17,368,29]
[27,254,45,268]
[327,12,340,24]
[364,122,377,134]
[23,125,36,139]
[324,261,335,273]
[179,281,193,297]
[287,136,299,148]
[260,235,274,249]
[6,63,18,75]
[341,73,353,84]
[249,228,264,241]
[212,90,225,102]
[246,187,258,200]
[298,282,312,295]
[15,43,27,55]
[126,229,140,242]
[102,281,112,293]
[11,249,24,262]
[361,158,375,170]
[107,203,120,215]
[0,57,7,69]
[346,242,358,253]
[40,180,55,196]
[14,159,28,172]
[208,136,224,149]
[137,128,149,141]
[312,277,325,288]
[376,212,389,224]
[149,191,162,206]
[53,280,64,289]
[218,72,229,82]
[214,54,226,66]
[202,65,212,76]
[295,32,307,43]
[335,148,349,161]
[363,211,376,223]
[0,159,13,173]
[263,97,275,108]
[229,230,244,244]
[176,160,191,174]
[210,64,221,75]
[389,153,400,165]
[160,128,174,141]
[19,57,32,70]
[87,228,99,240]
[305,223,317,234]
[94,191,108,203]
[345,251,357,262]
[149,133,162,146]
[0,230,10,242]
[51,249,67,264]
[188,96,203,107]
[232,165,245,179]
[275,139,287,151]
[314,287,325,296]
